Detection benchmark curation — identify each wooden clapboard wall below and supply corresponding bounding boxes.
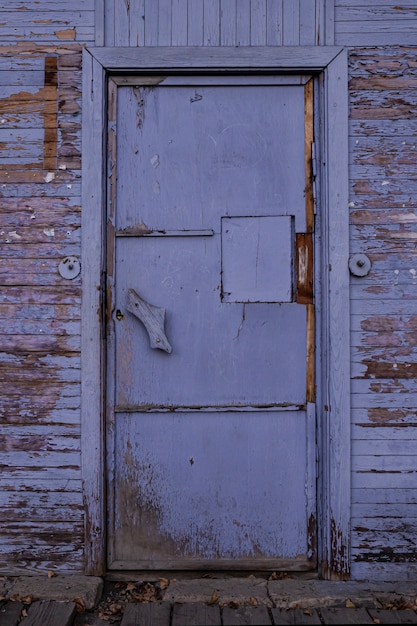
[0,1,92,572]
[1,0,417,578]
[349,45,417,581]
[99,0,328,47]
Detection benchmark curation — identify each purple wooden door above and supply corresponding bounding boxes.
[107,75,317,570]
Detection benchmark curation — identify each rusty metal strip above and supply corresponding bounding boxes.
[304,78,314,234]
[43,55,58,171]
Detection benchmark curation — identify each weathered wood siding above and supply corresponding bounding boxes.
[0,0,94,43]
[0,36,85,570]
[101,0,327,47]
[1,0,416,579]
[349,47,417,580]
[335,1,417,45]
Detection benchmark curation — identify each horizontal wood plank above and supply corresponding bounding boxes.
[21,601,76,626]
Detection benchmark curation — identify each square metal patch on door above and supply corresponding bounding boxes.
[221,215,294,303]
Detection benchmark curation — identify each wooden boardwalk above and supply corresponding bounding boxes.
[2,600,417,625]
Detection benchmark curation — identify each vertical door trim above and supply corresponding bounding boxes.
[81,46,350,578]
[81,49,107,575]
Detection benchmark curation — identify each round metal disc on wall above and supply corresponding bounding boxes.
[59,256,81,279]
[349,253,371,277]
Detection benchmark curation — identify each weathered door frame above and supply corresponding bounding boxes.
[81,46,350,579]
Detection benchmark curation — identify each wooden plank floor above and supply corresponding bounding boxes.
[2,600,417,625]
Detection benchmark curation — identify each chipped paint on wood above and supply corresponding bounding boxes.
[349,45,417,579]
[2,0,417,582]
[0,43,83,574]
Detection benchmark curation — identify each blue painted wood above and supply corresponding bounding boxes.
[250,0,267,45]
[158,0,173,46]
[144,0,159,45]
[317,48,350,580]
[221,216,294,303]
[128,0,145,46]
[100,0,327,47]
[334,1,417,45]
[187,0,204,46]
[236,0,251,46]
[203,0,220,46]
[266,0,282,45]
[220,0,236,45]
[283,0,300,45]
[171,0,188,45]
[84,45,349,577]
[109,76,314,568]
[80,48,107,575]
[113,411,309,565]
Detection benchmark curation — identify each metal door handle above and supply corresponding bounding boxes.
[126,288,172,354]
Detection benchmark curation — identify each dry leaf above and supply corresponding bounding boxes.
[158,577,169,590]
[346,598,356,608]
[373,619,381,624]
[249,596,258,607]
[73,596,86,613]
[47,570,56,578]
[228,600,240,609]
[21,608,28,618]
[21,595,33,605]
[303,609,313,615]
[125,582,136,591]
[207,591,218,605]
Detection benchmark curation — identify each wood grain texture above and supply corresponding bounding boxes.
[0,44,84,575]
[121,602,172,626]
[348,46,417,579]
[80,48,107,575]
[0,3,94,43]
[20,601,76,626]
[335,1,417,45]
[101,0,327,47]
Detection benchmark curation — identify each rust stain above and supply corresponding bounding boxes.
[54,28,76,41]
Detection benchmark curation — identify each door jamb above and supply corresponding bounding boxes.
[81,46,350,578]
